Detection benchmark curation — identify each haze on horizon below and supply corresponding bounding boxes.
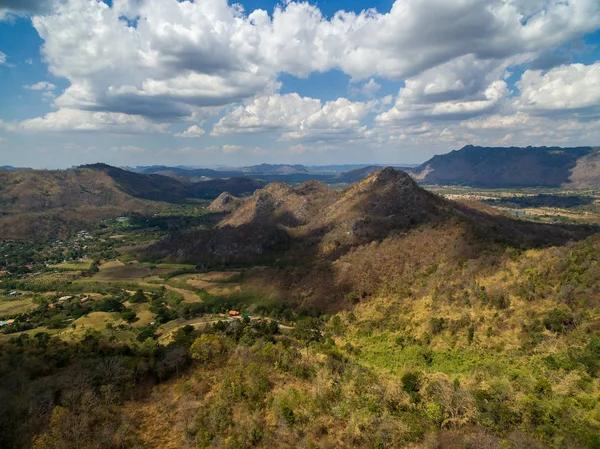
[1,0,599,169]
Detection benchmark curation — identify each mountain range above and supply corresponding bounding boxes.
[129,145,600,188]
[143,167,595,310]
[0,164,263,240]
[408,145,600,188]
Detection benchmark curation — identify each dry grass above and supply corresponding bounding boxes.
[72,312,120,332]
[48,258,94,270]
[0,297,36,316]
[93,261,152,281]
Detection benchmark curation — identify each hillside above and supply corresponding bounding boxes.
[3,169,600,449]
[0,164,262,240]
[143,167,596,309]
[409,145,600,188]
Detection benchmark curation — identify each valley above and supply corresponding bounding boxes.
[1,163,600,448]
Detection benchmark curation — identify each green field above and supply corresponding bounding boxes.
[47,258,94,270]
[0,297,37,317]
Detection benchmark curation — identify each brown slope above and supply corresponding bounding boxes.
[142,168,453,265]
[143,167,598,312]
[207,192,243,213]
[219,180,338,228]
[309,167,449,250]
[0,166,190,240]
[567,149,600,189]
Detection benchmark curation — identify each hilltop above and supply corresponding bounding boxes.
[143,167,595,309]
[409,145,600,188]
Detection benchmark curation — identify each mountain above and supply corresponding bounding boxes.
[133,165,243,179]
[219,180,338,228]
[0,164,263,240]
[236,163,309,174]
[143,167,595,309]
[409,145,600,188]
[207,192,244,213]
[0,165,28,172]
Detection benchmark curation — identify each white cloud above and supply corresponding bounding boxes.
[462,112,532,130]
[27,0,600,120]
[1,0,55,17]
[515,62,600,115]
[0,51,7,65]
[8,108,168,134]
[25,58,33,65]
[358,79,381,98]
[24,81,56,91]
[174,125,206,138]
[212,93,374,142]
[32,0,276,122]
[212,93,322,135]
[252,0,600,80]
[6,0,600,150]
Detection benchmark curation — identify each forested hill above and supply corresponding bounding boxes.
[0,164,263,240]
[409,145,600,188]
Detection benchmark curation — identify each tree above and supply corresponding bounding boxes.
[293,317,323,354]
[120,309,137,323]
[190,334,224,364]
[130,289,148,304]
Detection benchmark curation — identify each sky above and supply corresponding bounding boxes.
[0,0,599,168]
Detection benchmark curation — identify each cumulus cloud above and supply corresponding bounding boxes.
[24,81,56,91]
[28,1,600,117]
[0,51,7,65]
[0,0,55,16]
[174,125,206,138]
[358,79,381,98]
[253,0,600,80]
[212,93,374,142]
[32,0,276,122]
[375,56,511,125]
[8,108,168,134]
[515,62,600,116]
[5,0,600,150]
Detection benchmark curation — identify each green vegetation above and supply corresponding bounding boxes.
[2,172,600,448]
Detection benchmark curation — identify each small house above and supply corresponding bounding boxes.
[57,295,73,303]
[229,310,240,317]
[8,291,21,297]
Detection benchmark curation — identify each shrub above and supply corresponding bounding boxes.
[120,309,137,322]
[129,289,148,304]
[543,307,574,333]
[191,334,224,364]
[429,317,445,335]
[401,371,421,394]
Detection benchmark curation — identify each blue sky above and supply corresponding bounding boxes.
[0,0,599,168]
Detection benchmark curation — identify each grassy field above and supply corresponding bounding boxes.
[0,297,37,317]
[125,302,156,327]
[47,258,94,270]
[93,261,152,281]
[72,312,121,332]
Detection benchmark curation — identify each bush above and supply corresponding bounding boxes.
[129,289,148,304]
[402,371,421,394]
[543,307,574,333]
[191,334,224,364]
[429,317,445,335]
[120,309,137,322]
